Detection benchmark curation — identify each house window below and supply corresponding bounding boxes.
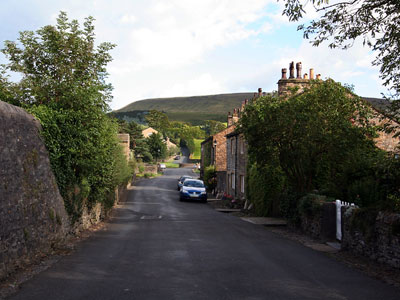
[240,139,244,154]
[232,174,235,189]
[231,139,234,155]
[240,175,245,193]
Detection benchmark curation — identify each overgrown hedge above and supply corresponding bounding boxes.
[30,105,133,222]
[240,79,400,220]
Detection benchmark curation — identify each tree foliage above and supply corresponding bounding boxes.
[280,0,400,99]
[146,133,167,161]
[1,12,132,220]
[145,110,170,132]
[240,80,389,215]
[203,120,226,137]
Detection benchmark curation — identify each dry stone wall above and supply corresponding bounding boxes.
[342,208,400,269]
[0,101,70,280]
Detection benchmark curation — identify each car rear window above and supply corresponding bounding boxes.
[184,181,204,188]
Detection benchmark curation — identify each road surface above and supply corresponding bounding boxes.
[9,167,400,299]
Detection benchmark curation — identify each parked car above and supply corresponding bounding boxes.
[177,175,192,190]
[158,163,166,171]
[174,155,181,160]
[179,179,207,202]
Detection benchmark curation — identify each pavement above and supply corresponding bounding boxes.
[7,167,400,300]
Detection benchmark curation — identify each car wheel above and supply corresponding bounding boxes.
[179,197,184,202]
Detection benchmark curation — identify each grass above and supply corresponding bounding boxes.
[190,139,202,160]
[164,162,180,168]
[136,173,161,178]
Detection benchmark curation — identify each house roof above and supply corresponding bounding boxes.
[142,127,158,138]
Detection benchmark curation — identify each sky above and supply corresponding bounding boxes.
[0,0,387,110]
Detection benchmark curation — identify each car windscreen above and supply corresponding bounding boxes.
[180,176,191,182]
[183,181,204,188]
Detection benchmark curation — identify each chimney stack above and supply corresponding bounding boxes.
[289,62,295,79]
[296,62,302,79]
[281,68,287,79]
[309,68,314,79]
[227,111,233,127]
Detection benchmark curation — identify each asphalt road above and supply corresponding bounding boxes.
[9,168,400,300]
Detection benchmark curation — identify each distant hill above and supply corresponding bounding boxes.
[111,93,388,126]
[112,93,256,125]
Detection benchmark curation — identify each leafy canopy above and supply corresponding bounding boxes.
[0,12,131,219]
[280,0,400,99]
[240,79,377,195]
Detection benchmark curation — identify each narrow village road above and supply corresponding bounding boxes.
[9,168,400,300]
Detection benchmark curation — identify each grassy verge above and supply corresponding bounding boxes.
[190,139,202,160]
[136,173,162,178]
[164,162,180,168]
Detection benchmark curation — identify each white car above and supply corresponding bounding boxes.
[159,163,166,171]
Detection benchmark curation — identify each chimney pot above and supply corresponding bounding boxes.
[289,62,295,78]
[303,73,308,79]
[296,62,302,79]
[281,68,287,79]
[309,68,314,79]
[316,74,321,80]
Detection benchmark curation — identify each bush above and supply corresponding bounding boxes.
[246,163,286,217]
[30,105,133,220]
[298,194,329,218]
[203,166,216,192]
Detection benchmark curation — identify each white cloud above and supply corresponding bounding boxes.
[120,15,137,24]
[0,0,388,110]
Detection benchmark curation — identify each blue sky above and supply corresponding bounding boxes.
[0,0,386,110]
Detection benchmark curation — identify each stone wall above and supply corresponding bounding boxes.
[342,208,400,269]
[299,202,337,241]
[117,133,130,161]
[0,101,70,280]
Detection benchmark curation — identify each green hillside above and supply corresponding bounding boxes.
[112,93,256,125]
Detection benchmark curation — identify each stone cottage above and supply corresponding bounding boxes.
[224,61,399,203]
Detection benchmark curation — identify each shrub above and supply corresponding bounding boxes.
[203,166,216,192]
[246,163,286,217]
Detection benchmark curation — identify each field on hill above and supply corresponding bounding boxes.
[113,93,256,125]
[190,139,202,160]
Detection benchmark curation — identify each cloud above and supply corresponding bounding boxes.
[0,0,387,110]
[120,15,137,24]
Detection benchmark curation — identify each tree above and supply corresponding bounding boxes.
[145,110,170,132]
[146,133,167,162]
[203,120,226,136]
[0,12,131,219]
[240,80,378,197]
[280,0,400,99]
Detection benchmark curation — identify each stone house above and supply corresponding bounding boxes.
[142,127,158,138]
[226,131,247,200]
[223,61,399,203]
[278,61,400,153]
[200,110,239,193]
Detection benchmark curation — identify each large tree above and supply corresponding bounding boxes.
[240,80,378,196]
[0,12,131,219]
[280,0,400,99]
[145,110,170,132]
